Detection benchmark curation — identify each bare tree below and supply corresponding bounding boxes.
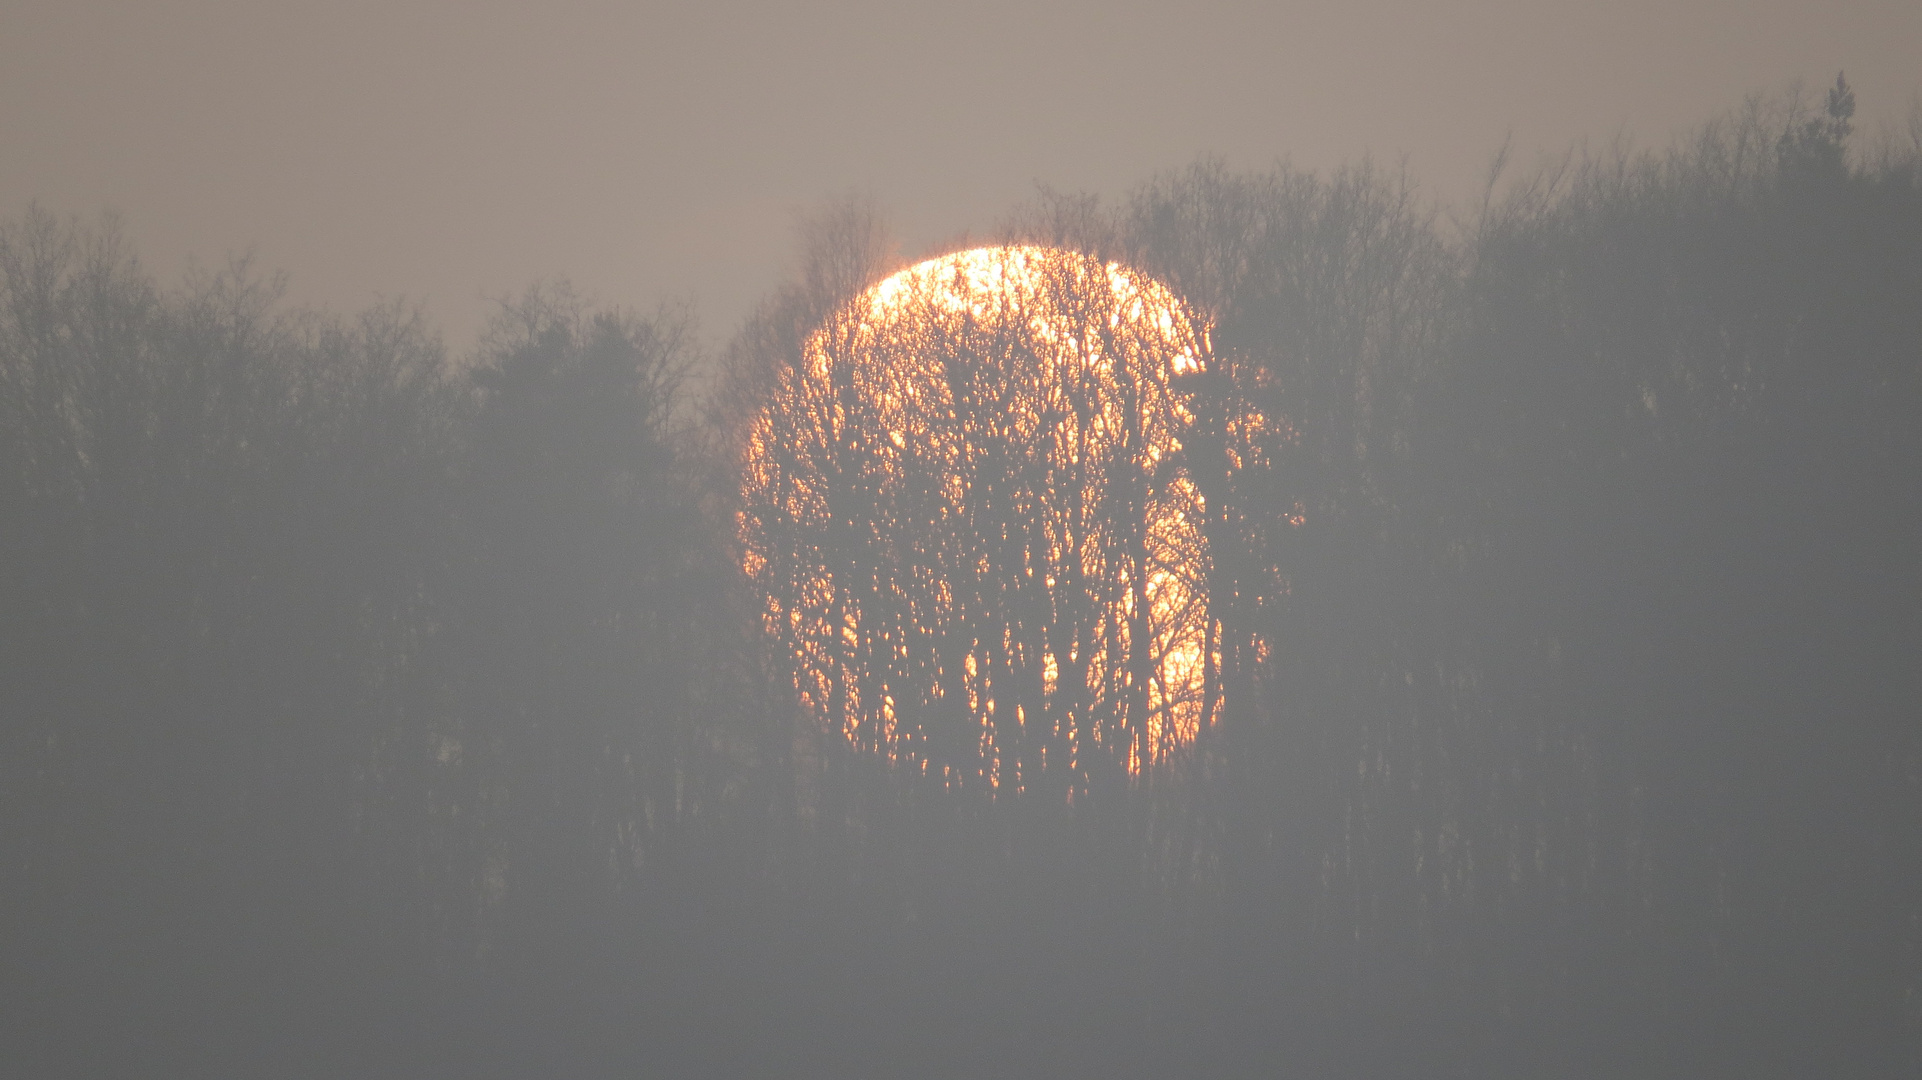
[735,237,1225,803]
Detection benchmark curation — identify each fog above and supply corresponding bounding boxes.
[5,5,1922,1078]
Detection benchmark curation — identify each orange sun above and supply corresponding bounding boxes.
[741,245,1217,794]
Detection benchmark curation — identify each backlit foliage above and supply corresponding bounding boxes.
[740,246,1219,793]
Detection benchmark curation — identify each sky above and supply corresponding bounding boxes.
[4,0,1918,354]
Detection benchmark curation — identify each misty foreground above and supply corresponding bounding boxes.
[4,88,1920,1078]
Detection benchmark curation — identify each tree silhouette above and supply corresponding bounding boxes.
[5,79,1920,1079]
[738,245,1229,799]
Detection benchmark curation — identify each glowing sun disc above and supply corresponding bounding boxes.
[741,245,1217,791]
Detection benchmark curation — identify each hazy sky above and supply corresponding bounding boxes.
[5,0,1918,352]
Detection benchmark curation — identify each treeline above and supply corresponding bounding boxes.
[4,83,1919,1076]
[1119,81,1922,1075]
[0,234,770,1071]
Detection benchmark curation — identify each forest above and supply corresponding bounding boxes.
[4,82,1919,1078]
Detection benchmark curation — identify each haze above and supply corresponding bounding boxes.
[5,0,1917,346]
[7,2,1922,1077]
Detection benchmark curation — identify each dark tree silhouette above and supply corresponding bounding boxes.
[5,80,1920,1080]
[737,244,1222,799]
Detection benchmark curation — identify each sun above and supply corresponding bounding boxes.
[740,245,1217,794]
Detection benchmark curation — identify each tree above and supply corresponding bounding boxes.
[737,244,1222,801]
[443,285,710,938]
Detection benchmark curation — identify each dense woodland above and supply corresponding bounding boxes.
[4,83,1919,1077]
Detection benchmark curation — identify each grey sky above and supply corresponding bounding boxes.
[5,0,1917,352]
